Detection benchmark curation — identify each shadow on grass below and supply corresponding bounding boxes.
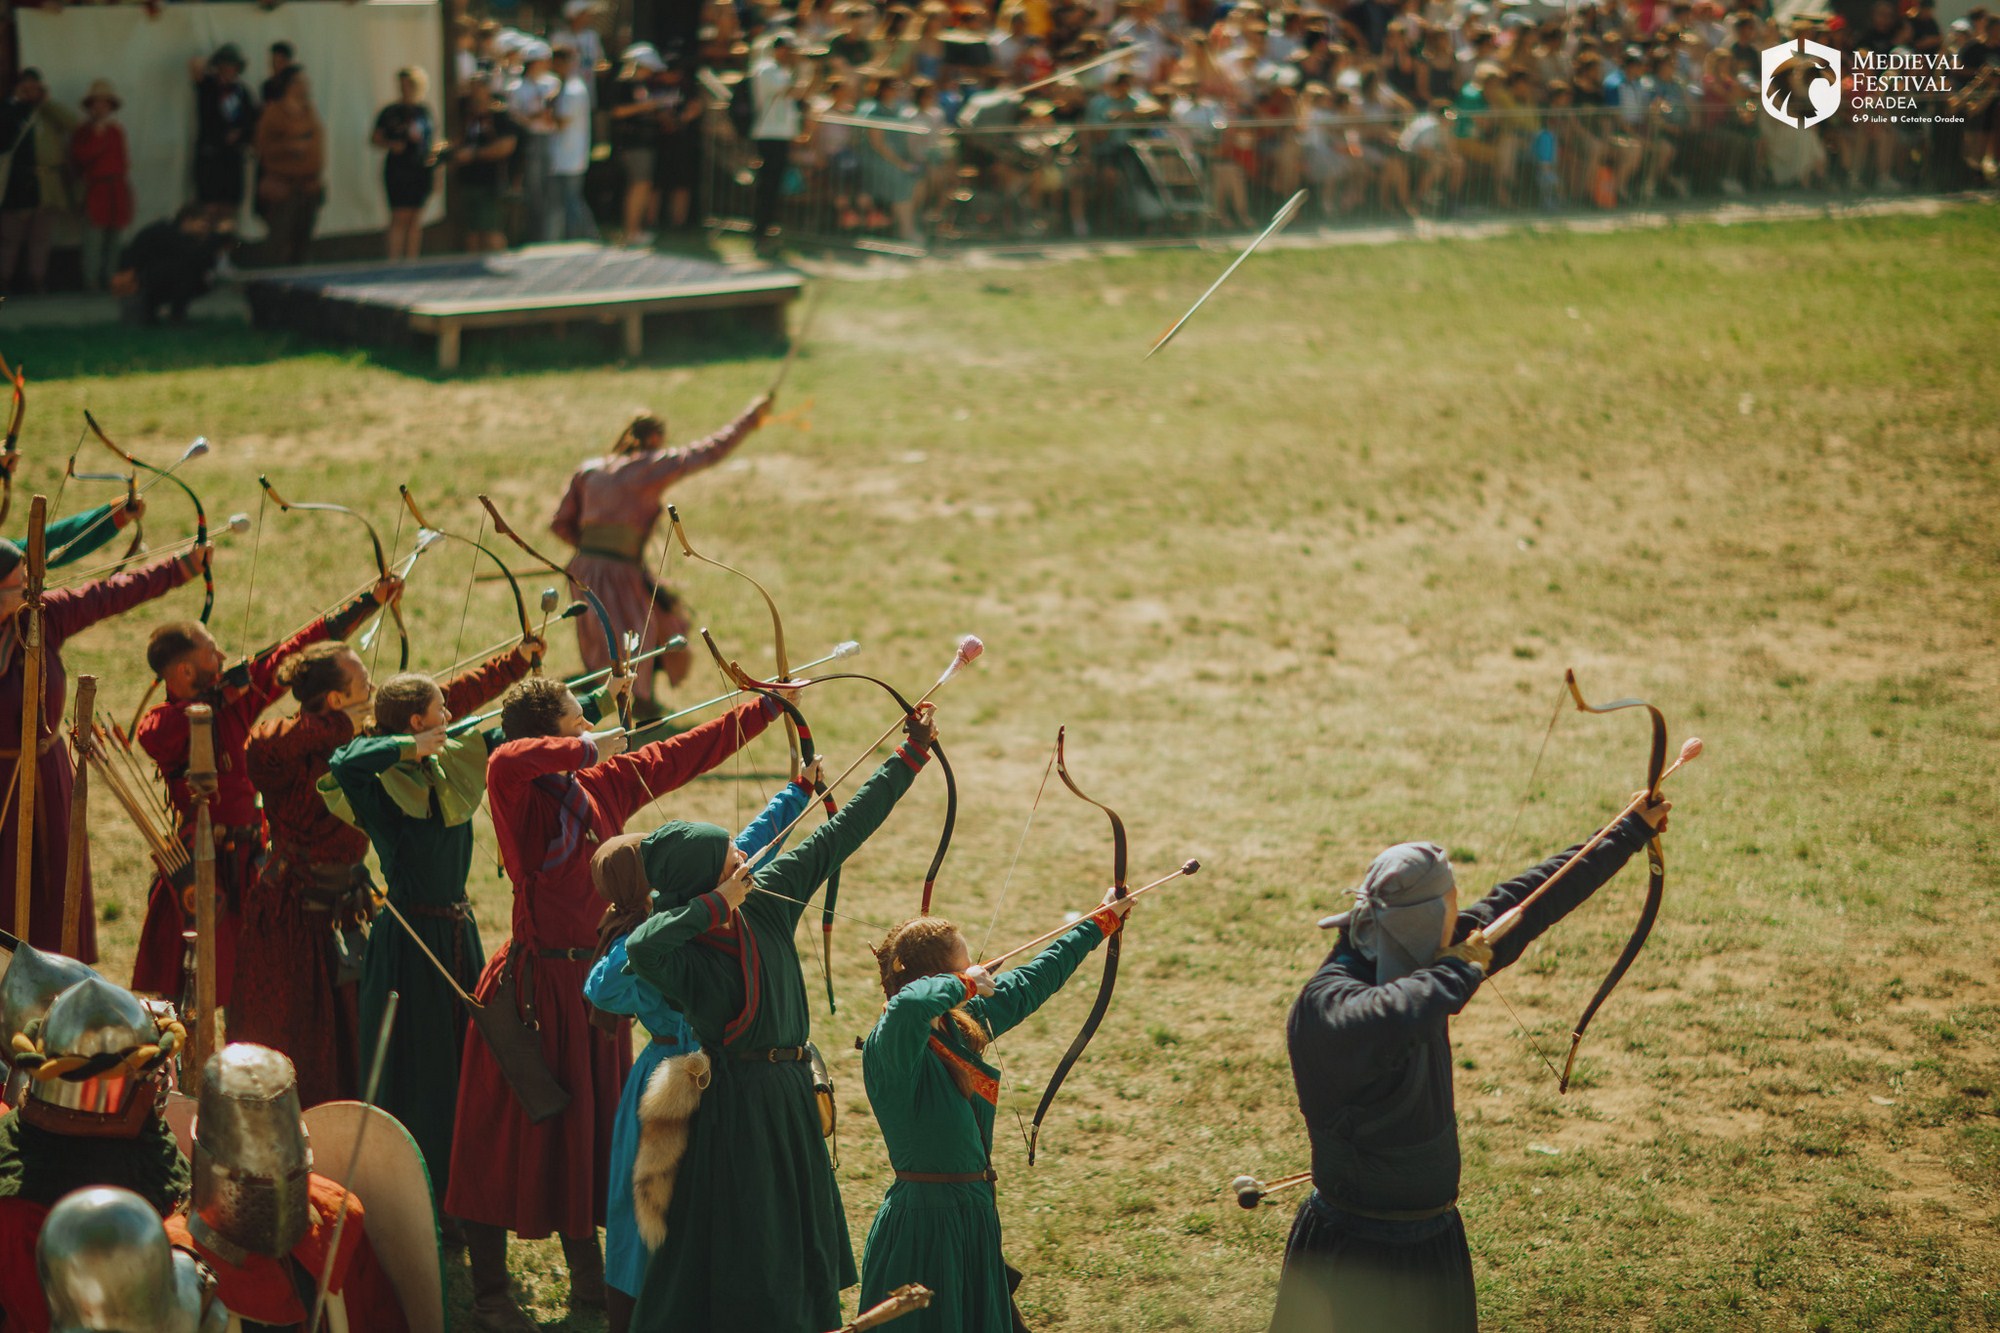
[13,307,785,383]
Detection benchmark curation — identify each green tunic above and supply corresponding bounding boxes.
[329,718,520,1205]
[857,919,1108,1332]
[40,503,130,569]
[625,751,927,1333]
[0,1107,192,1214]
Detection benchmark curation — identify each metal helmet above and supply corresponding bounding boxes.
[0,938,97,1106]
[191,1043,313,1260]
[38,1185,226,1333]
[17,976,179,1138]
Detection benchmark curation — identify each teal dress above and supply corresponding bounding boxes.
[323,654,528,1203]
[857,919,1110,1332]
[624,749,930,1333]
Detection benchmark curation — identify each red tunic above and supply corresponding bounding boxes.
[237,705,370,1108]
[443,698,774,1239]
[0,1197,51,1333]
[0,554,194,964]
[164,1174,410,1332]
[130,593,377,1006]
[70,120,135,232]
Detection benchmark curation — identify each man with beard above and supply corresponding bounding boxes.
[129,578,397,1010]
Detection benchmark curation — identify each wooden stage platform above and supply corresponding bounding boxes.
[243,244,802,371]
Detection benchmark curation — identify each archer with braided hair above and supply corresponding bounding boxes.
[321,637,542,1232]
[234,638,383,1107]
[856,888,1132,1333]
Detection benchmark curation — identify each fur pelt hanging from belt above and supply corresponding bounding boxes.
[633,1048,710,1250]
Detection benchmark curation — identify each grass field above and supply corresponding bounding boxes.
[12,202,2000,1331]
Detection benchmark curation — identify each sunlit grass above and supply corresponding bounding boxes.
[17,202,1999,1330]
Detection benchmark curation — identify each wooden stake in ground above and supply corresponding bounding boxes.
[185,703,219,1092]
[60,674,95,957]
[11,496,46,939]
[1145,190,1307,360]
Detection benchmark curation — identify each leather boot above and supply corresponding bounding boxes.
[561,1233,607,1312]
[464,1222,536,1333]
[606,1286,636,1333]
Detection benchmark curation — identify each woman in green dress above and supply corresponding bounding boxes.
[618,705,941,1333]
[320,637,541,1215]
[856,892,1132,1332]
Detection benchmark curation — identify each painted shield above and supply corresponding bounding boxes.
[301,1101,446,1333]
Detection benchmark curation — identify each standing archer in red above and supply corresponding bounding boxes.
[445,672,785,1332]
[130,576,400,1008]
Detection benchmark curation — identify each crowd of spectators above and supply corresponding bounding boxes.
[713,0,2000,242]
[0,0,1995,281]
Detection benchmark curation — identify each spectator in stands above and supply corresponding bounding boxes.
[0,68,75,296]
[263,43,298,109]
[1398,98,1463,214]
[654,57,709,233]
[548,45,598,240]
[71,80,134,294]
[554,0,611,96]
[512,40,561,242]
[453,73,521,252]
[609,43,668,245]
[254,66,325,266]
[114,205,232,326]
[372,66,441,261]
[1417,23,1460,102]
[1083,68,1141,233]
[860,73,928,242]
[191,47,257,228]
[749,31,810,254]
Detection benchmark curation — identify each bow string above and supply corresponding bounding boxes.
[1026,725,1128,1165]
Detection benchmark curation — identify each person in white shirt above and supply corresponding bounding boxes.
[510,39,561,241]
[553,0,609,99]
[749,31,807,253]
[547,45,597,239]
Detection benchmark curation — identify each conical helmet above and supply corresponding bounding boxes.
[0,938,96,1105]
[14,976,182,1138]
[37,1185,228,1333]
[191,1043,313,1260]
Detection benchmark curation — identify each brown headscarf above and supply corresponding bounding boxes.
[590,832,653,966]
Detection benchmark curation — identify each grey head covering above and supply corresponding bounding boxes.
[1318,841,1456,983]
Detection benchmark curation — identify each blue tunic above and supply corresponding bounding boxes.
[583,779,813,1298]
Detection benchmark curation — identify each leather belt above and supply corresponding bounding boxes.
[894,1168,998,1184]
[577,522,645,562]
[731,1045,810,1063]
[404,901,473,976]
[536,947,593,962]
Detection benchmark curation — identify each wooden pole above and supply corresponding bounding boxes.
[60,675,96,957]
[185,703,218,1093]
[12,496,46,940]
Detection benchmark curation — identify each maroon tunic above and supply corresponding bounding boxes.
[0,554,195,963]
[129,592,378,1006]
[549,403,758,695]
[238,704,369,1107]
[443,698,774,1239]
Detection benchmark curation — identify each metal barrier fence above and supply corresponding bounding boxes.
[700,97,1988,253]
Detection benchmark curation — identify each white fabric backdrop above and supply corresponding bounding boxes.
[19,1,445,240]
